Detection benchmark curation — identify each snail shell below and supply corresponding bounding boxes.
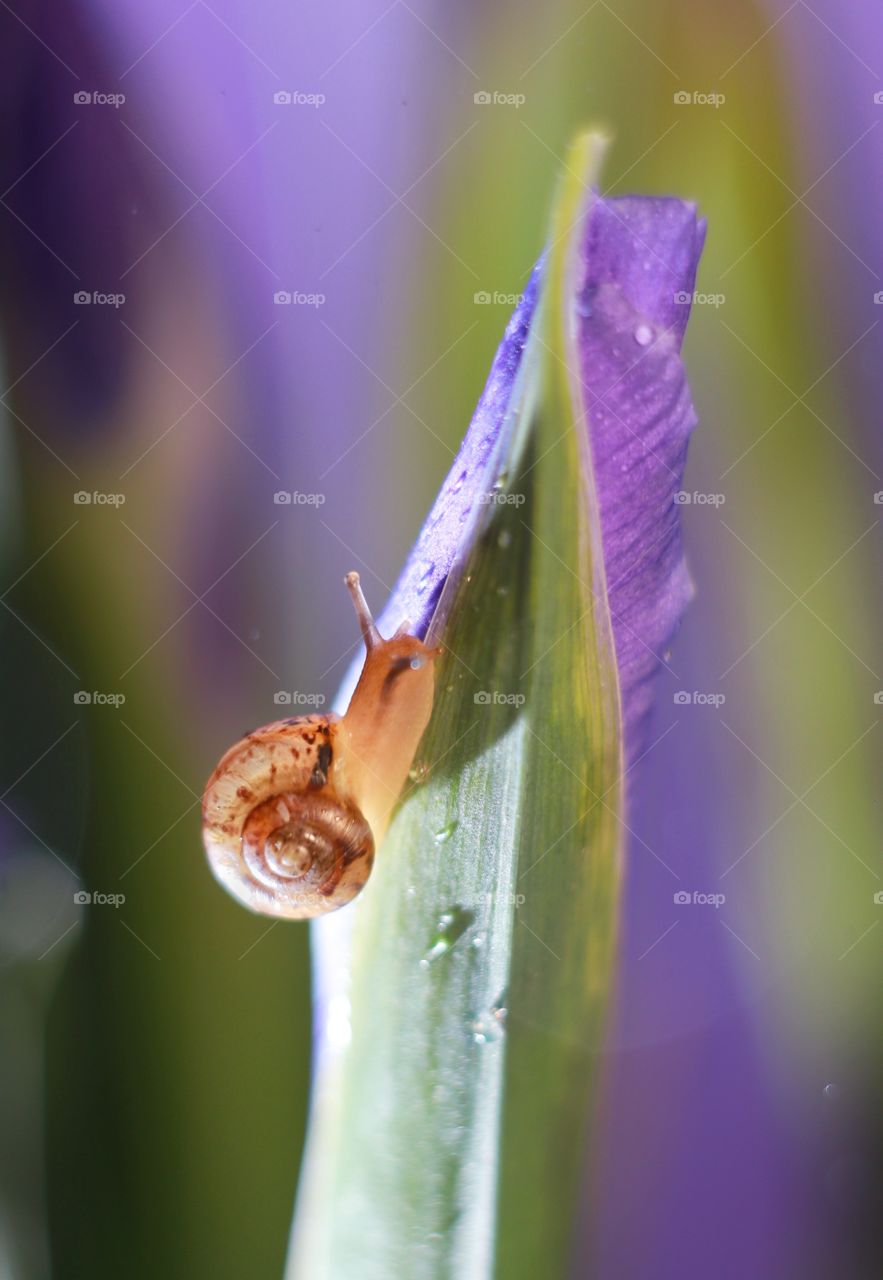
[202,573,438,919]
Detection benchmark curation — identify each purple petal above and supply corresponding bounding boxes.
[575,195,705,764]
[372,265,541,645]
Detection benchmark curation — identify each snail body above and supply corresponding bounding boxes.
[202,573,438,919]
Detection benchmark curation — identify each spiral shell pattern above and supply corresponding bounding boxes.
[202,717,374,919]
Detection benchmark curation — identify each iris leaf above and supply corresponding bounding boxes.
[289,134,629,1279]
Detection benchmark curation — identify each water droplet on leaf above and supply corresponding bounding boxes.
[470,999,508,1044]
[421,905,474,967]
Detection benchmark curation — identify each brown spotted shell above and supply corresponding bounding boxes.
[202,716,374,919]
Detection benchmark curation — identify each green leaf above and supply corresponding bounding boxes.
[288,133,623,1280]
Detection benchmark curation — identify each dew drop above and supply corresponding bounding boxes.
[823,1082,840,1101]
[408,760,429,784]
[634,323,653,346]
[469,1016,500,1045]
[497,529,512,549]
[434,820,458,844]
[420,905,475,967]
[470,999,508,1045]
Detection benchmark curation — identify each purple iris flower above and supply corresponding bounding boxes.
[334,194,704,757]
[303,184,706,1269]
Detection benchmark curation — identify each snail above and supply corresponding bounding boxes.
[202,572,439,919]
